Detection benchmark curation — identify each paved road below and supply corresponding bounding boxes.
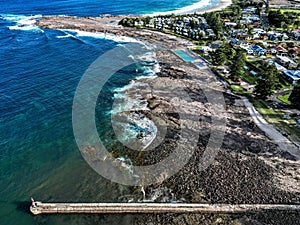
[243,98,300,159]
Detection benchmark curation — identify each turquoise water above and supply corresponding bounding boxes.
[0,1,220,224]
[173,50,195,62]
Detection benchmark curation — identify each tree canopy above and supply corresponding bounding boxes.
[288,82,300,108]
[230,49,245,81]
[254,63,279,99]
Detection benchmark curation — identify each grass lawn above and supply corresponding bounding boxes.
[230,84,251,96]
[241,72,257,85]
[278,76,293,90]
[252,99,279,123]
[251,98,300,143]
[192,49,212,63]
[246,57,256,63]
[270,8,300,14]
[277,93,291,105]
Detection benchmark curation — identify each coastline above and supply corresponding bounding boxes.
[146,0,232,16]
[33,4,300,225]
[201,0,232,13]
[36,8,300,195]
[36,0,300,195]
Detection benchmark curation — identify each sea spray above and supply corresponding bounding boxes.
[111,52,159,151]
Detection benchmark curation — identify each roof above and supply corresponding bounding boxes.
[282,70,300,80]
[277,55,297,65]
[252,45,265,52]
[276,45,288,52]
[231,38,238,43]
[274,62,287,71]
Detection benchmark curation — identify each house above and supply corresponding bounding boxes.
[293,31,300,40]
[282,33,289,40]
[206,29,215,37]
[225,22,237,27]
[250,70,258,76]
[276,55,298,69]
[262,35,269,40]
[281,70,300,84]
[267,48,277,55]
[217,66,231,74]
[243,7,257,14]
[200,46,212,54]
[230,38,239,45]
[237,40,251,47]
[210,41,223,50]
[252,28,265,35]
[239,19,249,25]
[253,33,260,39]
[251,45,266,55]
[274,62,287,71]
[253,21,261,27]
[237,33,250,40]
[245,48,254,54]
[276,45,288,56]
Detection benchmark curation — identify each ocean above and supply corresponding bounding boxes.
[0,0,219,224]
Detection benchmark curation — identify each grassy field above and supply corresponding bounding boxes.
[251,98,300,143]
[241,72,257,84]
[277,93,291,104]
[270,8,300,14]
[230,84,245,93]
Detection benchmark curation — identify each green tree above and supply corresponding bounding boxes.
[230,49,245,81]
[288,82,300,108]
[223,42,236,61]
[268,10,287,27]
[254,64,279,99]
[211,48,226,66]
[263,0,270,13]
[206,12,223,39]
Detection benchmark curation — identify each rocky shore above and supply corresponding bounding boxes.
[35,16,300,224]
[132,47,300,225]
[35,16,190,49]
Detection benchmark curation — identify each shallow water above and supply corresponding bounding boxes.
[0,0,220,224]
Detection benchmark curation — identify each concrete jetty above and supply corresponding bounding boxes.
[30,202,300,215]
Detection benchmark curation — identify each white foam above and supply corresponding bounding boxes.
[3,14,44,33]
[117,156,136,176]
[8,24,43,33]
[113,111,158,151]
[63,29,142,43]
[146,0,212,16]
[56,34,73,39]
[1,14,29,22]
[112,88,149,113]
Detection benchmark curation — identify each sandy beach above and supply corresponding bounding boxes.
[35,0,233,32]
[146,0,232,16]
[201,0,233,13]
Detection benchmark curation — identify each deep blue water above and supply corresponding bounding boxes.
[0,1,219,224]
[0,0,214,16]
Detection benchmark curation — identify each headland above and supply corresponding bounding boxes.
[33,2,300,224]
